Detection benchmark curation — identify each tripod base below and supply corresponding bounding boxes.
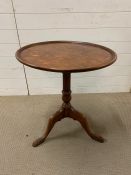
[32,103,104,147]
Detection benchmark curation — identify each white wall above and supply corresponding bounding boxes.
[0,0,131,95]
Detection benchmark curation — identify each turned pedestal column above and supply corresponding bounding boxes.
[32,73,104,147]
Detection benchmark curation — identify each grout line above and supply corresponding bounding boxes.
[0,13,13,14]
[0,43,19,44]
[19,41,131,43]
[0,29,17,30]
[0,78,27,80]
[1,10,131,14]
[20,41,131,43]
[21,75,131,79]
[11,0,30,95]
[1,41,131,44]
[1,27,131,30]
[18,39,131,44]
[13,27,131,30]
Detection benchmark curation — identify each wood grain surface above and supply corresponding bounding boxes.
[16,41,116,73]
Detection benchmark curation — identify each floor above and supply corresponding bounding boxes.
[0,93,131,175]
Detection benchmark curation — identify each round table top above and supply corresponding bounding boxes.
[16,41,117,73]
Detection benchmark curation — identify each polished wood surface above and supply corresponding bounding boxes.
[15,41,117,147]
[16,41,116,73]
[32,73,104,147]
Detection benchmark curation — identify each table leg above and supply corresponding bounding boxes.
[32,108,64,147]
[32,72,104,147]
[69,106,104,143]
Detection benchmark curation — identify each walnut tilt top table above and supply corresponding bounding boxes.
[16,41,117,147]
